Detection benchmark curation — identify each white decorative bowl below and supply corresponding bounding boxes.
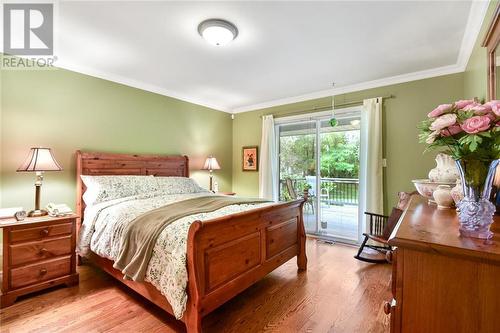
[412,179,456,203]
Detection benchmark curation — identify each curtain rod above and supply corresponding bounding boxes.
[264,94,395,119]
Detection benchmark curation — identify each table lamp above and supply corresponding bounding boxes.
[202,156,221,192]
[17,147,62,217]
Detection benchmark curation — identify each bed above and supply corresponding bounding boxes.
[75,151,307,333]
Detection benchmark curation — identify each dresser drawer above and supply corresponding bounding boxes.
[9,222,72,243]
[9,236,72,266]
[9,256,71,289]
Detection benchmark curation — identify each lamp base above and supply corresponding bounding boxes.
[28,209,48,217]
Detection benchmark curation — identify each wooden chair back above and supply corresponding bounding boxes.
[285,179,298,200]
[382,208,403,240]
[366,207,403,241]
[367,212,387,238]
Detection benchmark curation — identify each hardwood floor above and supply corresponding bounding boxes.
[0,239,391,333]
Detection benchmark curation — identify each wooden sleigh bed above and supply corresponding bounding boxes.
[75,151,307,332]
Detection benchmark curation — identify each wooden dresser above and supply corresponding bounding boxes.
[0,214,79,308]
[387,195,500,332]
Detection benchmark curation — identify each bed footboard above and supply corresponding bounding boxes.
[184,199,307,332]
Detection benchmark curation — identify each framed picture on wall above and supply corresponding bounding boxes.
[242,146,258,171]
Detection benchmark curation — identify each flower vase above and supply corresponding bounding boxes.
[455,159,500,239]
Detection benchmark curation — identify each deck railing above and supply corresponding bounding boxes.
[280,177,359,206]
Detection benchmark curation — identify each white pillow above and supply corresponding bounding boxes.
[155,177,208,194]
[81,175,158,206]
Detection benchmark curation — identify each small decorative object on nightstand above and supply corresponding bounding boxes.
[14,210,27,221]
[17,147,63,217]
[202,156,221,192]
[0,214,79,308]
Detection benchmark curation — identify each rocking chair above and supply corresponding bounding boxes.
[354,207,403,263]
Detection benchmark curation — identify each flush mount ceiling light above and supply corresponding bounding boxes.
[198,19,238,46]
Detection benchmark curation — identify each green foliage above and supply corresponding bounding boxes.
[279,134,316,178]
[456,110,474,122]
[320,132,359,178]
[279,131,360,179]
[459,134,482,152]
[417,119,434,132]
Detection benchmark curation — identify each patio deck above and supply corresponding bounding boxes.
[303,204,359,242]
[280,177,360,242]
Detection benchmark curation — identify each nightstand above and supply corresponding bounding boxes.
[0,214,79,308]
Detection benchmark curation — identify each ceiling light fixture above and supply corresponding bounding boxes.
[198,19,238,46]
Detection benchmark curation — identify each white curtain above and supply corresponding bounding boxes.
[259,115,278,201]
[359,97,384,233]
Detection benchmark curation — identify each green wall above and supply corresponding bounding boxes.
[464,0,499,101]
[232,73,465,212]
[0,65,233,211]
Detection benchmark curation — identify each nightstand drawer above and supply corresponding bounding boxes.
[9,256,71,289]
[9,236,72,266]
[1,215,79,308]
[9,222,72,243]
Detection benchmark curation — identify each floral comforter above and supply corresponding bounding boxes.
[77,191,271,319]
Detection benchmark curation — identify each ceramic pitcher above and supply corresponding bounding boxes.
[428,153,460,183]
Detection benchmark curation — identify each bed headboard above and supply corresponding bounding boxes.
[75,150,189,226]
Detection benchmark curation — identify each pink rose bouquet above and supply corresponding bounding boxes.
[420,100,500,240]
[419,100,500,159]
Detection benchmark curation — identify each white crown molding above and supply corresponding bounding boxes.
[231,64,464,113]
[231,1,491,114]
[457,0,489,69]
[0,51,229,112]
[54,60,231,113]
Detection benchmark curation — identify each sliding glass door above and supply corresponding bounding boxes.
[277,110,361,243]
[318,118,360,241]
[277,120,318,234]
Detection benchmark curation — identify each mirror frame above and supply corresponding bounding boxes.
[482,3,500,101]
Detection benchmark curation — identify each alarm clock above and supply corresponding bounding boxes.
[14,210,27,221]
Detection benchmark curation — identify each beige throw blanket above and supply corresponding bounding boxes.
[113,195,269,281]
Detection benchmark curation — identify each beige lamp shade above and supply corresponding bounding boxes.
[202,156,221,171]
[17,147,63,172]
